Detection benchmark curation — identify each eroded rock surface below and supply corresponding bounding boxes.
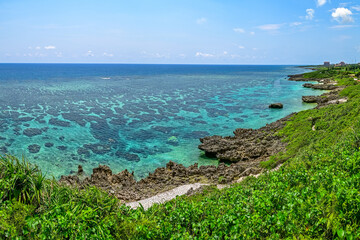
[302,86,346,108]
[198,114,292,162]
[59,160,262,202]
[269,103,283,109]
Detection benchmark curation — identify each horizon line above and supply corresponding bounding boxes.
[0,62,318,66]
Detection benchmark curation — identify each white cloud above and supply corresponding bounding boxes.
[223,51,228,55]
[103,52,114,57]
[141,51,169,58]
[195,52,213,57]
[258,24,282,31]
[233,28,245,33]
[35,46,41,50]
[351,6,360,11]
[290,22,302,26]
[250,31,255,35]
[86,50,94,57]
[253,48,258,51]
[238,45,245,49]
[56,52,63,57]
[306,9,315,20]
[329,24,356,29]
[196,18,207,25]
[317,0,327,7]
[154,53,167,58]
[332,8,354,23]
[44,45,56,50]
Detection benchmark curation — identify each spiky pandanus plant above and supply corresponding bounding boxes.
[0,155,46,206]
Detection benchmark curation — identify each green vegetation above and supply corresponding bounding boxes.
[2,65,360,239]
[303,69,337,79]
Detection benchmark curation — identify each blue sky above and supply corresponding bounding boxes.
[0,0,359,64]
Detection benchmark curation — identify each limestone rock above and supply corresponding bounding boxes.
[269,103,283,109]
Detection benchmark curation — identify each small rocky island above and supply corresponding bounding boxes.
[269,103,283,108]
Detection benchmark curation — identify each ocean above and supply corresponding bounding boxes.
[0,64,322,179]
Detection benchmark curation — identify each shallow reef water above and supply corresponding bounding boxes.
[0,64,321,179]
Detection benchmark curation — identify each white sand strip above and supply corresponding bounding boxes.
[126,183,207,210]
[126,164,283,210]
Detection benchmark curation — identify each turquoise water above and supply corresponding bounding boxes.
[0,64,322,179]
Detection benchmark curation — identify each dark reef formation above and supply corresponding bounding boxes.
[28,144,41,153]
[23,128,42,137]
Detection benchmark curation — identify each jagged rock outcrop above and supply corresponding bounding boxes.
[303,83,338,90]
[198,114,294,162]
[59,160,263,202]
[302,87,346,108]
[302,96,319,103]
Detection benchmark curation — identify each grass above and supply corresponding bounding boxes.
[1,65,360,239]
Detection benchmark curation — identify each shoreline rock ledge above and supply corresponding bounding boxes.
[198,113,293,162]
[60,160,263,202]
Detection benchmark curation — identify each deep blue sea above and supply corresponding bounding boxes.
[0,64,323,179]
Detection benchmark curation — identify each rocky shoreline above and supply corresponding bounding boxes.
[60,72,346,203]
[288,73,347,108]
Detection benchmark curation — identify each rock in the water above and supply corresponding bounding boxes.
[45,142,54,147]
[23,128,42,137]
[28,144,41,153]
[303,83,314,88]
[77,165,84,175]
[269,103,283,109]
